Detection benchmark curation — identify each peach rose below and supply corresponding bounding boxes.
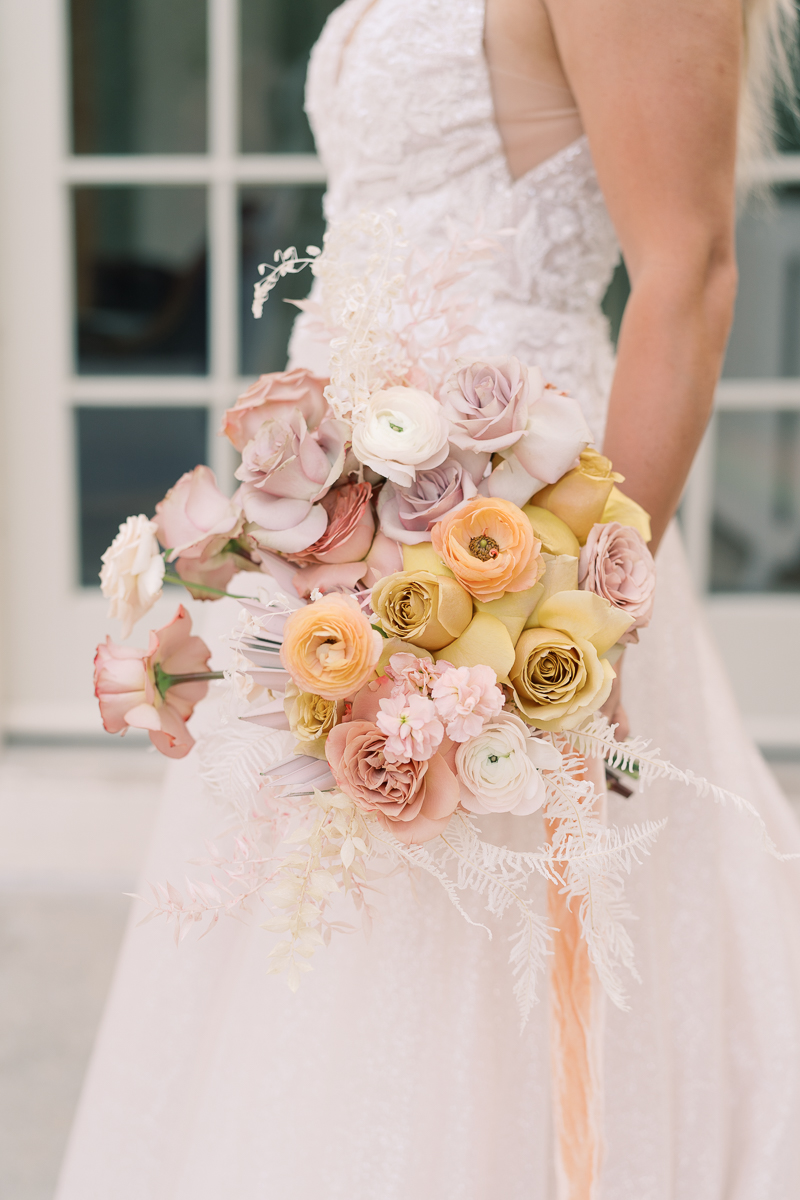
[279,593,383,700]
[326,719,460,844]
[289,482,375,566]
[94,605,212,758]
[430,496,545,602]
[221,367,328,451]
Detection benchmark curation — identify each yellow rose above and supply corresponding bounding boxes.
[371,570,473,651]
[601,485,652,543]
[433,612,516,683]
[283,682,344,759]
[510,589,633,730]
[280,593,382,701]
[522,505,581,557]
[534,449,623,545]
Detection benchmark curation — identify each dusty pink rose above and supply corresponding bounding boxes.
[579,521,656,644]
[376,693,444,762]
[94,605,212,758]
[326,719,459,844]
[431,664,505,742]
[154,466,243,563]
[443,356,541,456]
[377,459,478,545]
[221,367,328,451]
[385,652,439,695]
[289,482,375,565]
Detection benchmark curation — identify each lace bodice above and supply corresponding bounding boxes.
[289,0,621,443]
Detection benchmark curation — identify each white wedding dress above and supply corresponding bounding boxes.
[57,2,800,1197]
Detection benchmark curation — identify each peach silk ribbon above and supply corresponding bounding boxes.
[546,753,607,1200]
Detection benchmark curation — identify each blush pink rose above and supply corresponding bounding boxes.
[443,357,542,456]
[236,414,349,554]
[221,367,329,451]
[289,482,375,565]
[154,466,243,563]
[94,605,212,758]
[579,521,656,644]
[377,459,478,545]
[326,720,460,844]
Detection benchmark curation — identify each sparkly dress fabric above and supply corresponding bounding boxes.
[57,2,800,1197]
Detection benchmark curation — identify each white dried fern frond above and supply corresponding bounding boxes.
[566,716,798,862]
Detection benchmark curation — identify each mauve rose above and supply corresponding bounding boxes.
[443,356,542,456]
[221,367,328,451]
[326,719,460,843]
[579,522,656,644]
[236,411,347,502]
[289,482,375,565]
[155,466,243,562]
[377,459,477,545]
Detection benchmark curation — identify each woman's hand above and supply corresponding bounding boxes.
[544,0,741,553]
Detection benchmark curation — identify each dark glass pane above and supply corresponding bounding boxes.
[710,409,800,593]
[240,184,326,375]
[601,258,629,347]
[74,186,208,375]
[76,406,208,587]
[240,0,340,153]
[70,0,207,154]
[724,185,800,379]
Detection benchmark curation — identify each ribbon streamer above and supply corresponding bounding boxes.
[547,753,607,1200]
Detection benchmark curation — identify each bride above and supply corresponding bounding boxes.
[57,1,800,1196]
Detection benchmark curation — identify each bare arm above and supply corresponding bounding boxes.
[543,0,741,551]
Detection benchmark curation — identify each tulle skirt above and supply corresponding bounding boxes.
[55,525,800,1200]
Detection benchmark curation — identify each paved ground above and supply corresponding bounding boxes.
[0,743,163,1200]
[0,744,798,1200]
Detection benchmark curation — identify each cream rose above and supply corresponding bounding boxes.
[351,387,450,487]
[100,514,165,638]
[456,713,561,815]
[371,569,473,652]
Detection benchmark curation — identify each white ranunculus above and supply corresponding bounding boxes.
[455,712,562,816]
[100,514,166,638]
[351,386,450,487]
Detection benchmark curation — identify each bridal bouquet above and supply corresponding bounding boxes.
[93,214,782,1025]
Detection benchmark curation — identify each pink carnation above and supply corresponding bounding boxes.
[385,653,439,696]
[431,664,504,742]
[376,693,444,763]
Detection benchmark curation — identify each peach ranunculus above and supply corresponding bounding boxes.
[579,522,656,644]
[221,367,328,451]
[431,496,545,603]
[154,465,244,562]
[279,593,383,700]
[94,605,215,758]
[288,482,375,566]
[535,449,623,545]
[326,719,460,844]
